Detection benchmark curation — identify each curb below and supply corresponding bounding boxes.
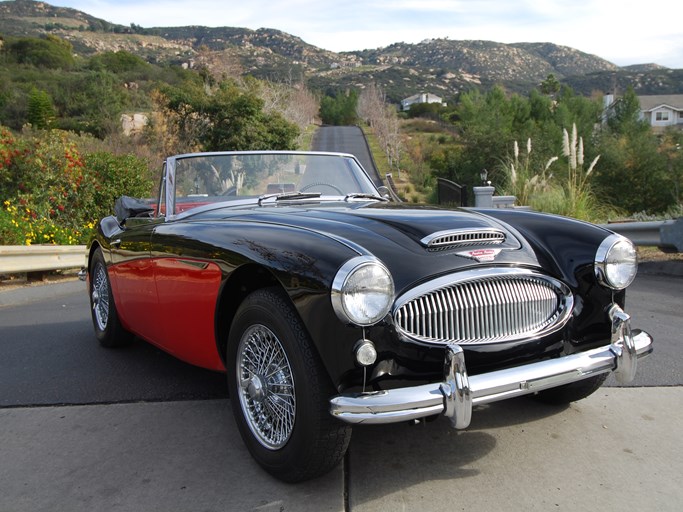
[638,260,683,277]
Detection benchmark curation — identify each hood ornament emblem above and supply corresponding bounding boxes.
[456,248,502,262]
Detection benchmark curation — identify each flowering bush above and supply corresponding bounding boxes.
[0,126,153,245]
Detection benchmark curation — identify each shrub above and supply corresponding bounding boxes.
[0,127,154,245]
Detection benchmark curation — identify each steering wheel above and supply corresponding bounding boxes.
[300,182,344,195]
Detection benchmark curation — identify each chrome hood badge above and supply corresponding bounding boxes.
[456,248,502,262]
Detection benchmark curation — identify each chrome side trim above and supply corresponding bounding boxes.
[330,304,652,428]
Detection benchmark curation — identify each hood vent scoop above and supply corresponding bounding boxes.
[421,228,506,250]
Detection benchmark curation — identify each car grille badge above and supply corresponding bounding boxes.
[456,248,502,262]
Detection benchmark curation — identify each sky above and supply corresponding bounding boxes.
[41,0,683,68]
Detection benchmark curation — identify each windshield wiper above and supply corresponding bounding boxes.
[344,193,389,202]
[258,191,321,206]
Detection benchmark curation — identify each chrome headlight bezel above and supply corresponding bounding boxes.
[595,234,638,290]
[331,256,394,327]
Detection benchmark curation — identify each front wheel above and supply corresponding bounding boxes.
[227,287,351,482]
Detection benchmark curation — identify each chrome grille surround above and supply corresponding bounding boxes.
[393,268,573,346]
[420,228,506,250]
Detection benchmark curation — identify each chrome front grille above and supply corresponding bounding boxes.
[394,269,573,345]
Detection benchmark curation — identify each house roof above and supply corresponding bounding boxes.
[638,94,683,112]
[401,93,443,104]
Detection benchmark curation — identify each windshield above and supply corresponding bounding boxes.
[167,152,379,215]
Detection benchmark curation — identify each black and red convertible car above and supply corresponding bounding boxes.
[83,151,652,482]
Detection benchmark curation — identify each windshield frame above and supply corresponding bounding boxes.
[162,151,380,220]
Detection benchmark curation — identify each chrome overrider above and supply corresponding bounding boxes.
[329,304,652,429]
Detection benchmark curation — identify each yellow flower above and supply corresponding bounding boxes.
[3,200,9,208]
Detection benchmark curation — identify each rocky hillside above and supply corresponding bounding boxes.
[2,0,681,102]
[352,39,618,83]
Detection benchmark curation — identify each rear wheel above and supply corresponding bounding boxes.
[227,287,351,482]
[89,248,133,348]
[533,374,608,404]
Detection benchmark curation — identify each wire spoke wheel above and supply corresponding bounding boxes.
[227,288,352,482]
[237,324,296,450]
[88,248,132,348]
[92,262,110,331]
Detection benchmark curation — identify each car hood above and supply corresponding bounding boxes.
[190,201,547,293]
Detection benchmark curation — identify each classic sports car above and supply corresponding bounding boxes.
[83,151,652,482]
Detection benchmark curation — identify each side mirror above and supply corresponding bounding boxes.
[377,186,391,199]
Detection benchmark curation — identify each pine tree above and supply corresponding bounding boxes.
[27,88,55,129]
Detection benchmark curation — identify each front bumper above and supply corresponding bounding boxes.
[329,304,653,429]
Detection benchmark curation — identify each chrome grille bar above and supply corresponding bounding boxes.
[394,270,572,345]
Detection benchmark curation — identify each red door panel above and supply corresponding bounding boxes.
[109,257,164,343]
[153,258,225,371]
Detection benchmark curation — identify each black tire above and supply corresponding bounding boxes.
[227,287,352,482]
[533,374,608,405]
[89,248,133,348]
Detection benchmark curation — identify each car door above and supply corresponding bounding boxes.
[149,222,225,370]
[108,217,164,344]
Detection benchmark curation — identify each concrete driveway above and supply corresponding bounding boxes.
[1,389,681,511]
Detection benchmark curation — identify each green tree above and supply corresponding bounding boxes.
[406,102,446,120]
[6,36,75,69]
[594,129,670,213]
[88,51,151,75]
[593,86,673,214]
[59,71,128,137]
[539,73,561,96]
[27,88,55,129]
[160,79,299,151]
[659,129,683,206]
[441,86,518,187]
[319,90,358,125]
[607,86,649,135]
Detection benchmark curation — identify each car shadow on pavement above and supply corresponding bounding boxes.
[346,396,570,505]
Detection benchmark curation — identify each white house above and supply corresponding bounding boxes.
[400,93,446,112]
[638,95,683,130]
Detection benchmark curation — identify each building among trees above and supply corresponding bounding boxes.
[400,93,446,112]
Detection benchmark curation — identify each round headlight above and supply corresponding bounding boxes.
[595,234,637,290]
[332,256,394,326]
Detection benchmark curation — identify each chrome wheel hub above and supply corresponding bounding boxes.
[237,325,295,450]
[246,375,265,402]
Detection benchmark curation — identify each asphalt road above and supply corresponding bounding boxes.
[0,280,227,407]
[1,273,681,512]
[312,125,383,186]
[0,273,680,408]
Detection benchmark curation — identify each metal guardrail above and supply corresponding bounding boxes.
[600,219,683,252]
[0,245,86,274]
[0,218,680,275]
